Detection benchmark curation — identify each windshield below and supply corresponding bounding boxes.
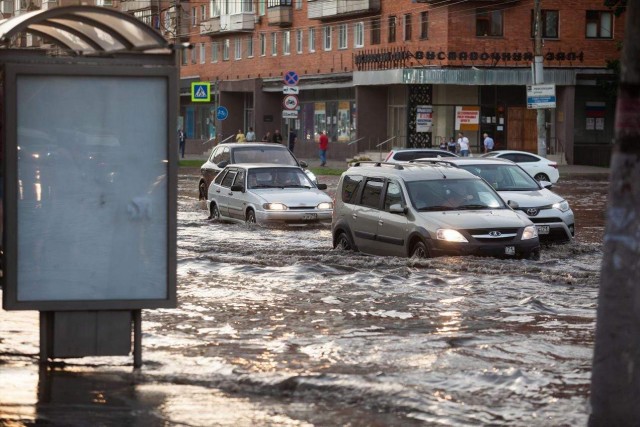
[247,167,313,189]
[458,164,540,191]
[406,178,504,211]
[232,147,298,165]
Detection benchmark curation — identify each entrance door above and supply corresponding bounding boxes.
[388,106,406,148]
[507,107,537,152]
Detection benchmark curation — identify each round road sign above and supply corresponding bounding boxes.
[216,106,229,121]
[283,95,299,110]
[283,70,299,86]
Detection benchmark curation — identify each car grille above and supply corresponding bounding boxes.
[288,206,315,210]
[528,217,564,224]
[468,228,519,242]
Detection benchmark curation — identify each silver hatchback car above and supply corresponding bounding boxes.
[332,162,540,259]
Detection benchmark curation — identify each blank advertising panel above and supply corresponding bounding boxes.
[14,75,169,304]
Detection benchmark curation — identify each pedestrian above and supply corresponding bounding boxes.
[457,131,470,157]
[439,137,447,151]
[447,137,457,154]
[262,131,271,142]
[246,127,256,142]
[288,130,297,152]
[272,129,283,144]
[178,128,186,158]
[483,132,495,153]
[236,129,246,143]
[318,130,329,166]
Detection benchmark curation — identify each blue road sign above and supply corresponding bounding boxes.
[191,82,210,102]
[283,70,299,86]
[216,106,229,121]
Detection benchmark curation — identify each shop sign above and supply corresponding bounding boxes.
[416,105,433,133]
[455,106,480,131]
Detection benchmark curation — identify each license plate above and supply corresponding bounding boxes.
[302,213,317,220]
[505,246,516,255]
[536,225,550,235]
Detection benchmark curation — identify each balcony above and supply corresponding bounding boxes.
[1,0,13,15]
[200,17,220,35]
[267,5,293,27]
[120,0,151,12]
[308,0,380,20]
[220,12,255,32]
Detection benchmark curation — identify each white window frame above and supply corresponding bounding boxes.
[201,5,206,21]
[338,24,347,49]
[323,26,332,51]
[223,39,230,61]
[191,45,197,63]
[283,30,291,55]
[247,36,254,57]
[354,22,364,48]
[260,33,266,56]
[295,0,302,9]
[309,27,316,52]
[200,42,206,63]
[259,0,266,15]
[296,29,303,53]
[210,0,220,17]
[192,7,197,27]
[212,41,219,63]
[235,38,242,60]
[271,32,277,56]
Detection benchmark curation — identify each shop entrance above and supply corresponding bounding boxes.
[507,107,537,151]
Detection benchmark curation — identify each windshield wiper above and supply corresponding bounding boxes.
[458,204,491,210]
[417,205,455,211]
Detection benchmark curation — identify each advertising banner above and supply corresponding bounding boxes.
[416,105,433,132]
[455,106,480,131]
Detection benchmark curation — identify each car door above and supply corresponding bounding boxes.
[215,168,238,218]
[227,168,246,220]
[375,180,409,257]
[351,178,384,254]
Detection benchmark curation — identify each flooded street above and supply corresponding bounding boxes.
[1,170,608,426]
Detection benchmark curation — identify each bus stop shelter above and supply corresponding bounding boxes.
[1,6,178,367]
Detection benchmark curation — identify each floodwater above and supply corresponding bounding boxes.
[0,171,609,426]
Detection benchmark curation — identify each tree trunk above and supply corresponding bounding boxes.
[590,2,640,424]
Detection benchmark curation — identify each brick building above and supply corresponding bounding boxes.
[177,0,622,165]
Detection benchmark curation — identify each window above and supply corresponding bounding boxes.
[192,7,197,26]
[259,0,265,15]
[260,33,266,56]
[271,32,277,55]
[354,22,364,48]
[221,170,238,188]
[360,179,383,209]
[476,9,503,36]
[296,29,303,53]
[586,10,613,38]
[388,16,396,43]
[283,30,291,55]
[531,10,559,38]
[181,49,188,66]
[211,41,219,63]
[223,39,229,60]
[241,0,253,12]
[191,45,197,63]
[210,0,220,17]
[295,0,302,9]
[371,18,381,45]
[404,14,412,41]
[235,38,242,60]
[201,5,206,21]
[200,43,206,63]
[323,26,332,51]
[268,0,292,6]
[338,24,347,49]
[247,36,254,57]
[309,28,316,52]
[341,175,363,204]
[384,182,403,212]
[420,11,428,39]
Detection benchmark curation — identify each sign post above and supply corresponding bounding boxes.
[283,71,299,147]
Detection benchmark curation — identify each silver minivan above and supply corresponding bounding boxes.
[332,162,541,259]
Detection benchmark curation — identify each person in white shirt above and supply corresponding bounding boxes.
[457,132,470,157]
[483,132,495,153]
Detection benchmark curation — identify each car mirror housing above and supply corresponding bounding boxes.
[230,184,244,192]
[217,161,229,168]
[299,161,308,168]
[540,180,553,189]
[507,200,519,210]
[316,183,327,190]
[389,203,407,215]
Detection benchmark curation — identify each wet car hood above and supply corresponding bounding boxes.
[496,188,563,207]
[250,188,332,205]
[416,209,533,229]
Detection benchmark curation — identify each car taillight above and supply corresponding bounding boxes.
[549,162,558,169]
[384,152,393,161]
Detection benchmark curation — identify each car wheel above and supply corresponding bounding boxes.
[533,173,549,182]
[198,181,208,200]
[410,241,429,258]
[245,209,256,225]
[209,203,220,221]
[334,231,355,251]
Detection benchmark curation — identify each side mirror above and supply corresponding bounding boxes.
[540,180,553,189]
[230,184,244,192]
[299,161,308,168]
[507,200,519,209]
[389,203,407,215]
[217,161,229,168]
[316,183,327,190]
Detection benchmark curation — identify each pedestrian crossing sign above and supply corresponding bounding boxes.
[191,82,211,102]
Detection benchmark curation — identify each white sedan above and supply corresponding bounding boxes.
[482,150,559,183]
[207,164,333,225]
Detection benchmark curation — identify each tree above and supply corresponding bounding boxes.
[590,1,640,424]
[605,0,627,16]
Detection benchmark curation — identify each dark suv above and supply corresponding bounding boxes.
[198,143,314,199]
[332,162,540,259]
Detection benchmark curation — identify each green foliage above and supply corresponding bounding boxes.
[605,0,627,16]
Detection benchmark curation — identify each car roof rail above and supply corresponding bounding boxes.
[409,158,457,167]
[352,161,405,170]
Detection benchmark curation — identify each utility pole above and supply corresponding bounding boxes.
[590,2,640,424]
[533,0,546,157]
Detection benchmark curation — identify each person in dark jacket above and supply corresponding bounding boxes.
[272,129,283,144]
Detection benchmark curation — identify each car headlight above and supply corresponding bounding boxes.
[552,200,570,212]
[305,170,317,184]
[522,225,538,240]
[317,202,333,210]
[263,203,287,210]
[436,229,468,243]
